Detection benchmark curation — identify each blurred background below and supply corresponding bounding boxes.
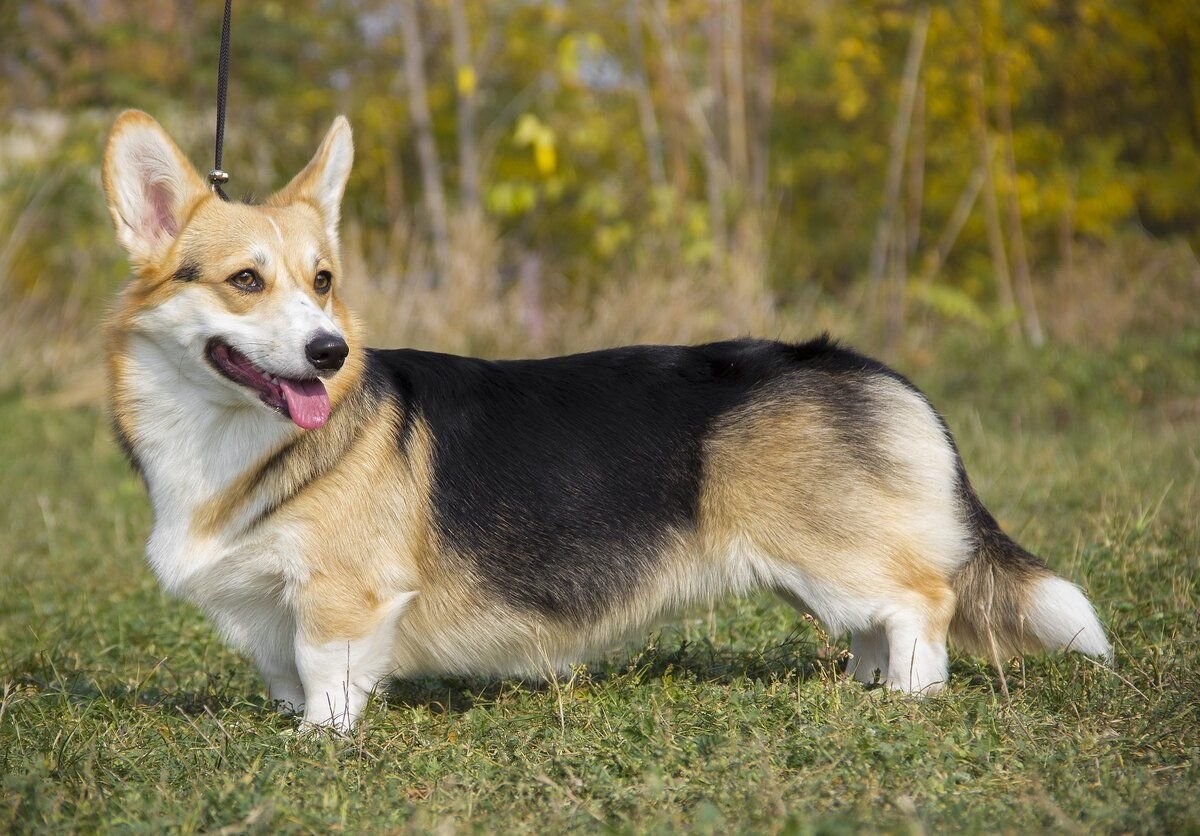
[1,0,1197,399]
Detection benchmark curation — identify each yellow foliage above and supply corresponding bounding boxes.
[514,114,557,177]
[456,65,477,97]
[486,181,538,217]
[911,283,992,329]
[534,139,557,176]
[833,61,868,121]
[556,31,606,88]
[593,222,632,258]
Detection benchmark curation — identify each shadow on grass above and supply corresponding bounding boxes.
[5,648,275,717]
[7,623,1003,724]
[7,629,1005,723]
[5,628,844,721]
[383,627,848,716]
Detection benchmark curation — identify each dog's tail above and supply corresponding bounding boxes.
[949,465,1111,663]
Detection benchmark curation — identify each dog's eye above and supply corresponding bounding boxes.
[314,270,333,294]
[226,269,263,292]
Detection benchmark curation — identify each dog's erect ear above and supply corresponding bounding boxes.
[102,111,208,267]
[271,116,353,241]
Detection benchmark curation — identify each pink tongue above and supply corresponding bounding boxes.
[279,378,331,430]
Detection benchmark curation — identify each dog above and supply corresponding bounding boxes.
[101,111,1111,731]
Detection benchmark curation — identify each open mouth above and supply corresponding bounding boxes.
[205,338,331,430]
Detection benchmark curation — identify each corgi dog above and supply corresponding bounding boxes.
[102,111,1111,732]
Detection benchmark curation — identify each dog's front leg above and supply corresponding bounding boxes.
[295,590,417,733]
[211,600,306,714]
[254,650,305,715]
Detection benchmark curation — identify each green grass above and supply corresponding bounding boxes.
[2,331,1198,833]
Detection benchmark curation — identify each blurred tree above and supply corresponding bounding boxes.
[0,0,1196,334]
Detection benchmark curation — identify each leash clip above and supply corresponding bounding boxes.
[208,168,230,201]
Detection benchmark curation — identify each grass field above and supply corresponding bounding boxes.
[2,326,1198,833]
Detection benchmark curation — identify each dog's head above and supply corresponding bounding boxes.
[102,110,359,430]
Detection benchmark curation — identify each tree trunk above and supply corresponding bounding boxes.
[971,29,1020,339]
[518,250,545,348]
[649,0,729,260]
[398,0,451,287]
[448,0,481,217]
[867,6,930,291]
[748,0,774,211]
[625,0,667,190]
[723,0,750,189]
[907,80,926,262]
[995,51,1045,346]
[705,0,728,259]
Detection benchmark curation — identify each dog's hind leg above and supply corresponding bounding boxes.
[773,572,885,682]
[847,625,889,685]
[255,650,305,715]
[879,585,954,695]
[770,548,955,694]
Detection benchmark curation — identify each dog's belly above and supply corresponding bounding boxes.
[385,536,785,679]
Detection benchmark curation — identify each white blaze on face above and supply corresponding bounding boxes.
[266,288,340,374]
[266,216,286,245]
[266,288,342,429]
[238,247,344,380]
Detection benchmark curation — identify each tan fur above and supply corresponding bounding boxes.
[699,391,963,594]
[888,549,958,620]
[284,412,440,645]
[949,552,1048,656]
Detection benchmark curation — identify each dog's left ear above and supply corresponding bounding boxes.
[102,111,209,267]
[272,116,354,241]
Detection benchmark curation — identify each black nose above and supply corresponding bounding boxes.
[305,333,349,371]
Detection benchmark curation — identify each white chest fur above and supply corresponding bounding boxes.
[122,333,304,627]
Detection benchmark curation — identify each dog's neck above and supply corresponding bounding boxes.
[116,332,294,503]
[111,330,374,593]
[111,332,298,589]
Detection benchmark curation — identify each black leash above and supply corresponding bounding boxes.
[208,0,233,201]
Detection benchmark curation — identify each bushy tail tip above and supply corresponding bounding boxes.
[951,469,1111,664]
[950,546,1112,663]
[1025,575,1112,662]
